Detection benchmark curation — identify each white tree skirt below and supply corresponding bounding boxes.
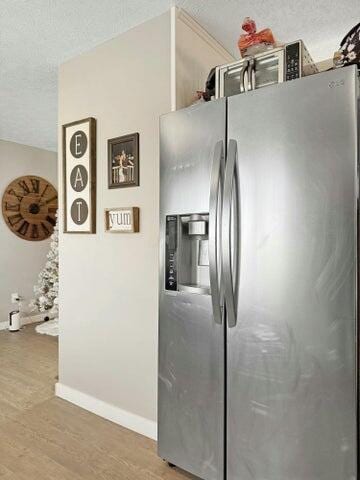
[35,319,59,337]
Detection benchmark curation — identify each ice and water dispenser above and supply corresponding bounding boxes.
[165,213,210,295]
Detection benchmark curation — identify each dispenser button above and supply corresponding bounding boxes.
[188,220,207,236]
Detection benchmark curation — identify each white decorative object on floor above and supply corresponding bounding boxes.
[35,319,59,337]
[9,310,21,332]
[9,293,23,331]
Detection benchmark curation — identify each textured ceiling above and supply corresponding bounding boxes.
[0,0,358,152]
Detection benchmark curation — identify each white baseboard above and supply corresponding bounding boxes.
[0,321,8,331]
[22,313,46,326]
[55,383,157,441]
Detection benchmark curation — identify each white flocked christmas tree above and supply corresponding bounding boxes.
[31,213,59,320]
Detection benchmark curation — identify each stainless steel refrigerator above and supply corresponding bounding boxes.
[158,65,358,480]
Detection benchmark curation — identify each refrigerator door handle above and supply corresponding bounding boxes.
[223,139,239,328]
[209,140,225,325]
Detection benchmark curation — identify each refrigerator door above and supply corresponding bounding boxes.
[227,66,358,480]
[159,99,226,480]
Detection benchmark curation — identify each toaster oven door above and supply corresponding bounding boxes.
[251,50,284,90]
[216,50,284,98]
[217,60,249,98]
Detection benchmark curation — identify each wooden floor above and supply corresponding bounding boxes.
[0,324,193,479]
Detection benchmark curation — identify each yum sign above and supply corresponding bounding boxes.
[105,207,140,233]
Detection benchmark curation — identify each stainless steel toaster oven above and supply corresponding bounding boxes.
[215,40,318,98]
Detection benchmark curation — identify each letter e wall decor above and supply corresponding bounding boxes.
[63,117,96,233]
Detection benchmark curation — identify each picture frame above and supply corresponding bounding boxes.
[105,207,140,233]
[62,117,96,234]
[108,133,139,189]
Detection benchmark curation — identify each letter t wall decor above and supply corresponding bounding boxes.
[62,117,96,233]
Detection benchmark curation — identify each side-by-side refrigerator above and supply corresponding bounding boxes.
[158,65,358,480]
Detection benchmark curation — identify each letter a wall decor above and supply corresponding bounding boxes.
[63,117,96,233]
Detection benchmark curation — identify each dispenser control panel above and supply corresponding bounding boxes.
[165,215,178,291]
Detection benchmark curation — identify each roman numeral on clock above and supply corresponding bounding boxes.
[30,178,40,193]
[41,222,51,236]
[45,195,58,205]
[5,202,20,212]
[18,221,29,236]
[40,184,49,199]
[18,180,30,195]
[8,189,23,203]
[30,224,39,239]
[7,213,23,226]
[46,215,56,226]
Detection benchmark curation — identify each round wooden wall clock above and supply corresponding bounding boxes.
[2,176,58,241]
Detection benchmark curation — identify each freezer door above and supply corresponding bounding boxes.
[226,66,358,480]
[158,99,226,480]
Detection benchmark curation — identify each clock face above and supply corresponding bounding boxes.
[2,176,58,241]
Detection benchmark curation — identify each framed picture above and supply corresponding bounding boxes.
[62,117,96,233]
[108,133,139,189]
[105,207,140,233]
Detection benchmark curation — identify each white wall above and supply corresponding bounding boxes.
[57,12,171,436]
[0,140,57,322]
[57,9,233,439]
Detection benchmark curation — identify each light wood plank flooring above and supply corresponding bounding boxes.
[0,324,193,479]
